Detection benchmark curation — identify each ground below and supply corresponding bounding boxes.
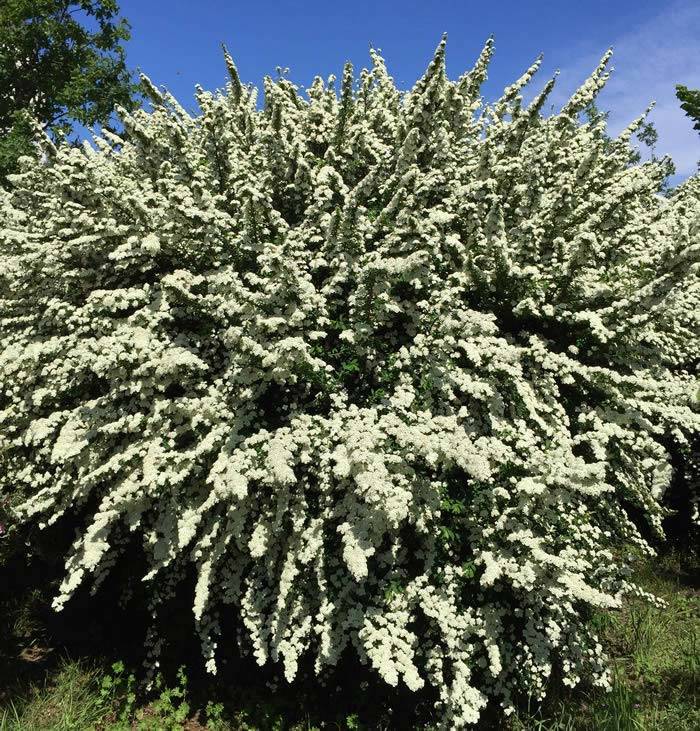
[0,548,697,730]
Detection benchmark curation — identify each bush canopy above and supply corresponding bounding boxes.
[1,36,698,727]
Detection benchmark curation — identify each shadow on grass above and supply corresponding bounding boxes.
[0,523,438,729]
[1,517,698,730]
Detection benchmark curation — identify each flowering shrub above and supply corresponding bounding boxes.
[1,36,698,727]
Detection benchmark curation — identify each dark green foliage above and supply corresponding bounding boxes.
[675,84,700,133]
[0,0,139,183]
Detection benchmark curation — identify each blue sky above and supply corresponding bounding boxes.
[115,0,700,181]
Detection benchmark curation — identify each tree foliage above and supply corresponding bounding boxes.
[676,84,700,133]
[0,0,138,182]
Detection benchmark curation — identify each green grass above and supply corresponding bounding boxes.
[0,659,115,731]
[508,549,700,731]
[0,550,697,730]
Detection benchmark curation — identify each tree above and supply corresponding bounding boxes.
[675,84,700,132]
[0,0,139,183]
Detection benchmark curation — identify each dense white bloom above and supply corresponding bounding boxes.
[1,34,698,728]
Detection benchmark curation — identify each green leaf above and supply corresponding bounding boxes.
[439,526,456,543]
[341,358,360,373]
[461,561,477,579]
[0,0,140,182]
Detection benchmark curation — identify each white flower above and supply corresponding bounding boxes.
[2,34,697,730]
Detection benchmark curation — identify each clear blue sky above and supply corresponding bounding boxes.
[113,0,700,180]
[118,0,661,103]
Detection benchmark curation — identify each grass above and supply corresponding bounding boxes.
[0,549,697,730]
[0,659,115,731]
[507,548,700,731]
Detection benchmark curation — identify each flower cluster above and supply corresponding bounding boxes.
[1,35,698,727]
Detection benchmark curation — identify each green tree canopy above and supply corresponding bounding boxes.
[0,0,138,182]
[675,84,700,133]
